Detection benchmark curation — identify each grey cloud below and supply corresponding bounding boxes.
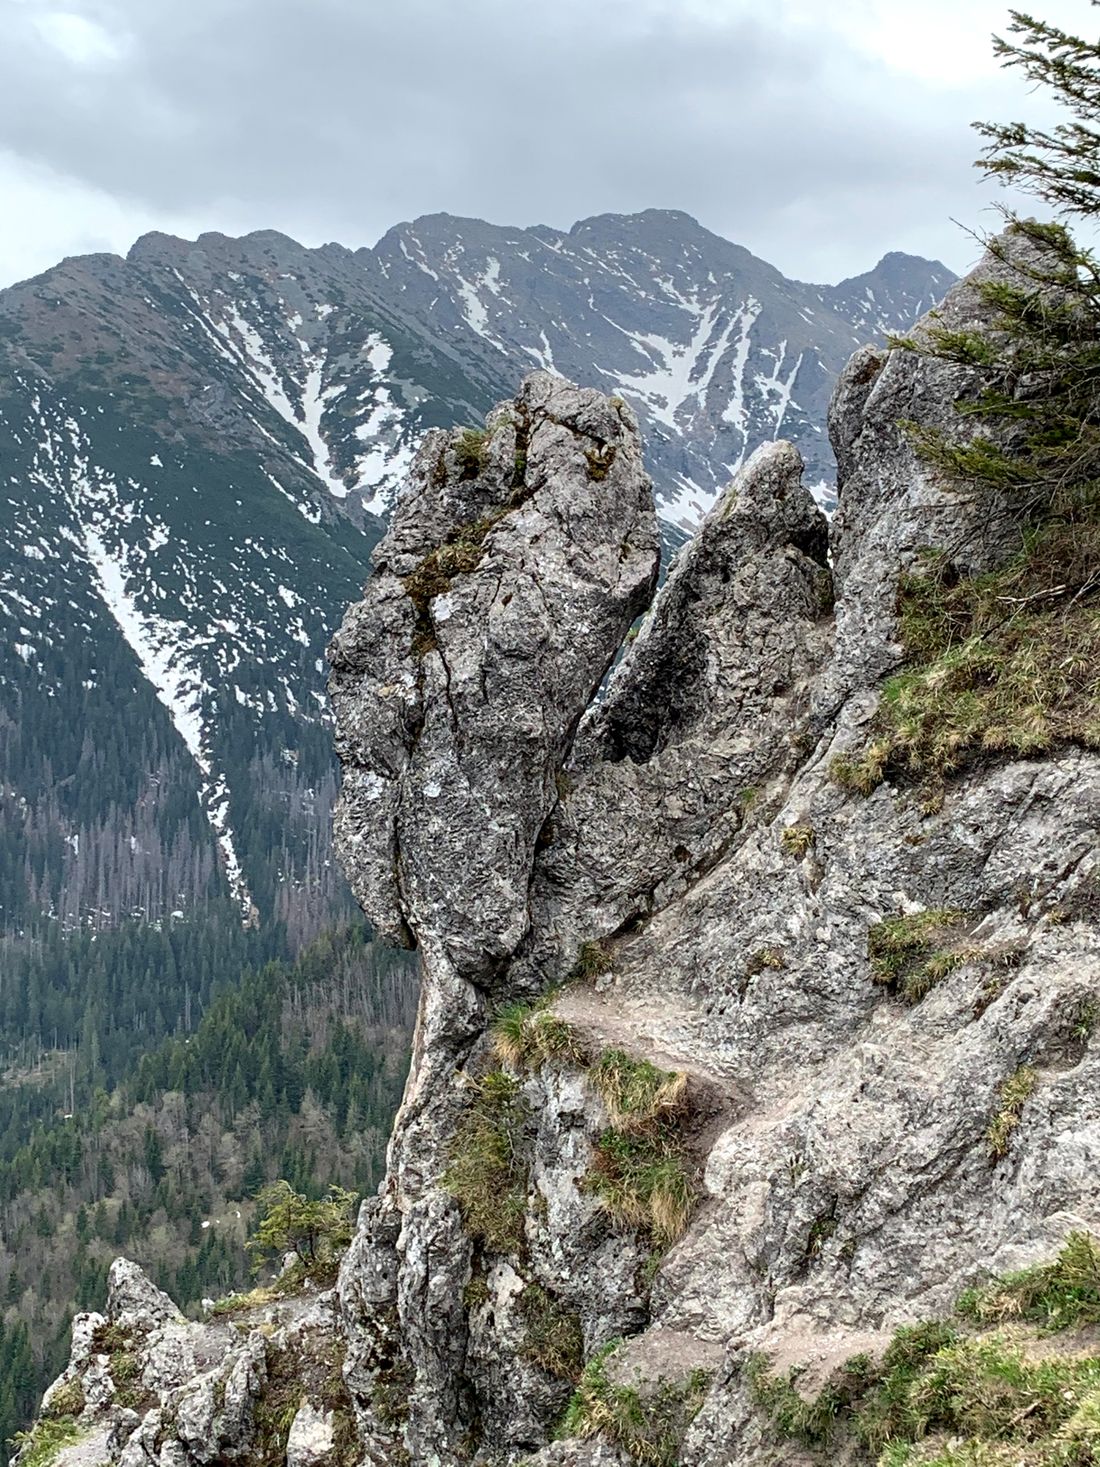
[0,0,1019,279]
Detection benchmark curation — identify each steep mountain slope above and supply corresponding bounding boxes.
[0,212,950,933]
[364,210,953,527]
[26,233,1100,1467]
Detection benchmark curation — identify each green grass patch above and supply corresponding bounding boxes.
[958,1232,1100,1331]
[587,1127,694,1249]
[587,1051,688,1133]
[443,1070,530,1254]
[558,1341,711,1466]
[518,1284,585,1382]
[492,997,585,1071]
[987,1065,1040,1161]
[753,1319,1100,1462]
[867,909,973,1003]
[754,1235,1100,1466]
[10,1417,85,1467]
[829,518,1100,800]
[571,940,613,981]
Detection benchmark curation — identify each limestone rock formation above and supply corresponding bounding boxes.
[29,234,1100,1467]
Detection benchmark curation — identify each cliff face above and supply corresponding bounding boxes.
[28,237,1100,1467]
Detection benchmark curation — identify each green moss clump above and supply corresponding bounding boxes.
[986,1065,1039,1160]
[867,909,972,1003]
[559,1342,711,1466]
[443,1071,530,1254]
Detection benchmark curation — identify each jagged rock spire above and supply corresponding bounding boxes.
[328,371,659,979]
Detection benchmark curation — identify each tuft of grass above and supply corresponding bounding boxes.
[492,998,585,1071]
[830,740,892,795]
[781,824,815,858]
[958,1232,1100,1332]
[558,1342,711,1467]
[41,1377,85,1420]
[517,1284,585,1383]
[867,909,972,1003]
[571,940,613,981]
[583,1052,695,1249]
[745,946,787,977]
[587,1128,694,1249]
[443,1070,530,1254]
[453,426,489,478]
[987,1065,1039,1161]
[206,1260,324,1317]
[587,1051,688,1133]
[585,445,618,481]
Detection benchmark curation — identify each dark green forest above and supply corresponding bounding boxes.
[0,920,416,1464]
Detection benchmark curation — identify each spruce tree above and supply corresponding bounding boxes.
[836,6,1100,793]
[976,8,1100,215]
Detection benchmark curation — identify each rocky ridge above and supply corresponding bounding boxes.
[0,209,950,934]
[26,235,1100,1467]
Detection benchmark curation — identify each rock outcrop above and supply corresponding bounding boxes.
[30,235,1100,1467]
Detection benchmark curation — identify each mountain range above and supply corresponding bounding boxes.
[0,208,954,935]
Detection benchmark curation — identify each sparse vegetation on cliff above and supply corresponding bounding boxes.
[443,1071,530,1253]
[827,11,1100,801]
[753,1235,1100,1465]
[867,909,973,1003]
[559,1341,711,1466]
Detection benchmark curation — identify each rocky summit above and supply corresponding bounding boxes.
[25,235,1100,1467]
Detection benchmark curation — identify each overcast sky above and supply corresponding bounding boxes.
[1,0,1096,289]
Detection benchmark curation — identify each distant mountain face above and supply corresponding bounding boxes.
[0,210,953,931]
[365,211,953,527]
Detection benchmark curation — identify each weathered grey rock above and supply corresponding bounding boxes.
[106,1260,184,1331]
[520,438,832,977]
[27,234,1100,1467]
[818,224,1052,721]
[286,1401,335,1467]
[325,250,1099,1466]
[327,372,661,1460]
[329,370,659,976]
